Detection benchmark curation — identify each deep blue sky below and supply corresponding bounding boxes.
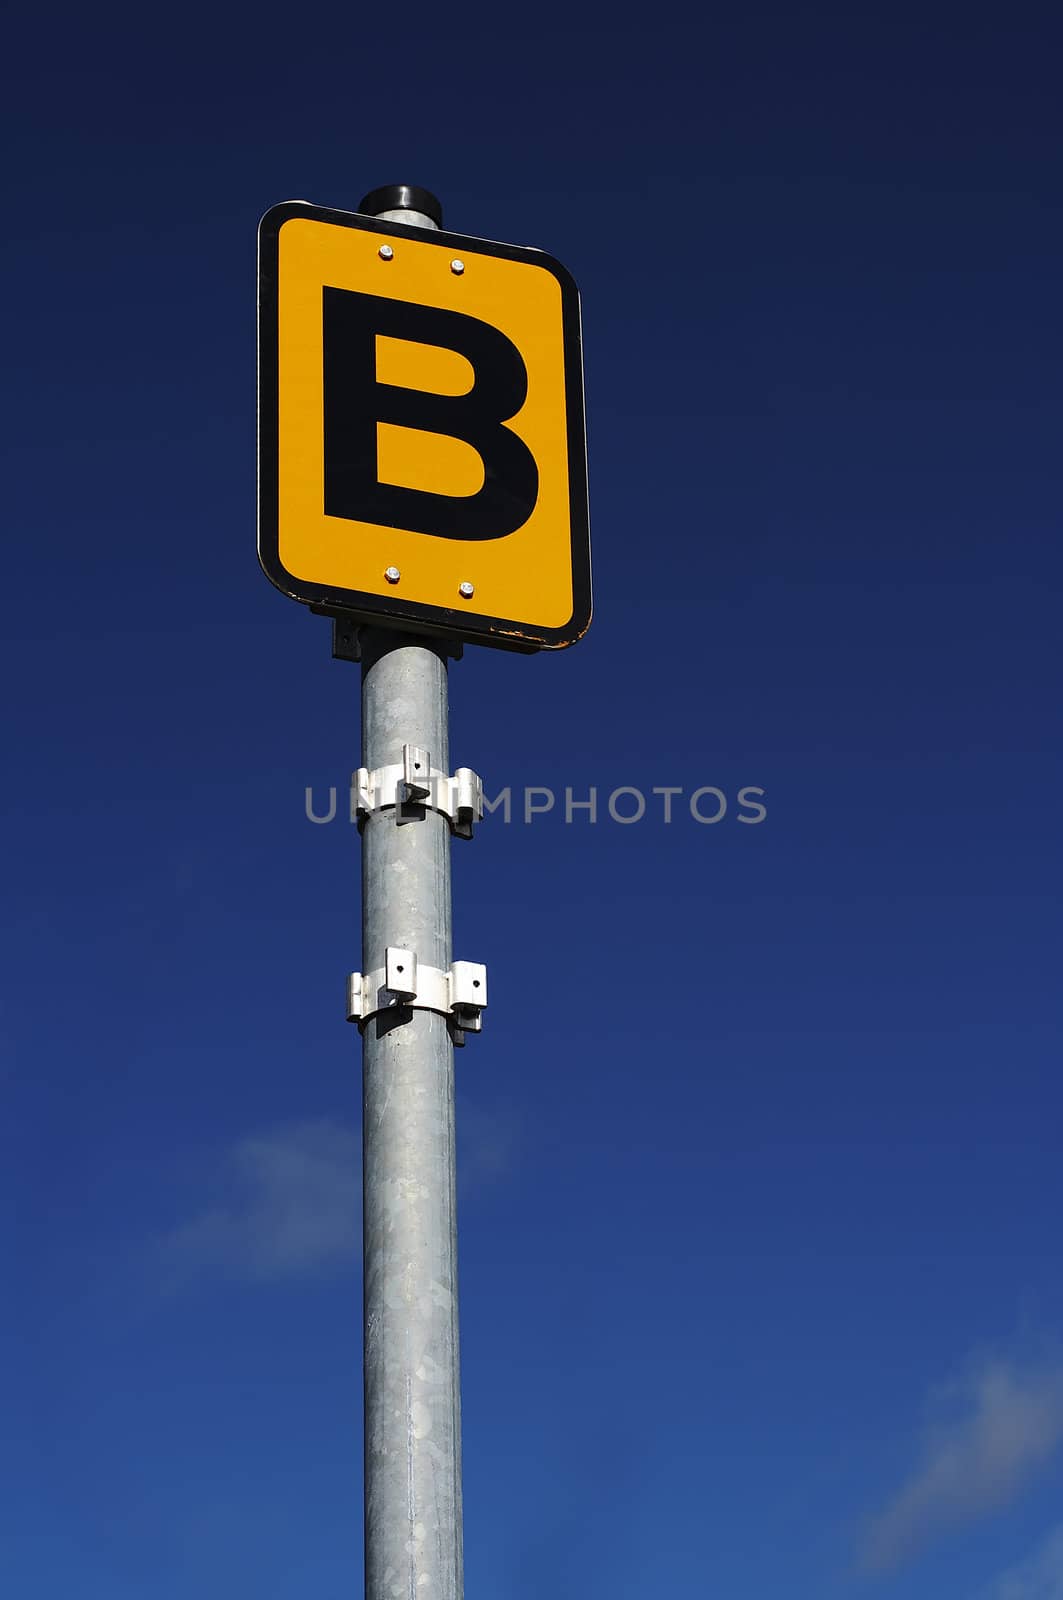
[3,4,1062,1596]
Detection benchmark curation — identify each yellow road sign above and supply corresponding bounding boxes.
[258,201,591,650]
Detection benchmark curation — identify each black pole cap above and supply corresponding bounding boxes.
[357,184,443,227]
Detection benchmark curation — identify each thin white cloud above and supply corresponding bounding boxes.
[860,1359,1063,1573]
[163,1118,360,1283]
[986,1525,1063,1600]
[162,1103,515,1287]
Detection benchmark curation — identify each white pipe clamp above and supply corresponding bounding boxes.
[353,744,483,839]
[347,946,487,1037]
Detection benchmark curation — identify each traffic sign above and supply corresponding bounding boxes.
[258,200,591,650]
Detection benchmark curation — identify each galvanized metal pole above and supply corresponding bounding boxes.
[357,187,464,1600]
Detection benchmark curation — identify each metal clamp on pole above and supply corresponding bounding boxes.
[354,744,484,840]
[347,946,488,1041]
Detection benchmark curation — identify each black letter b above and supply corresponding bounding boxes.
[323,288,539,541]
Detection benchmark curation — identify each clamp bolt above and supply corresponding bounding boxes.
[378,244,394,260]
[458,581,475,599]
[384,566,401,584]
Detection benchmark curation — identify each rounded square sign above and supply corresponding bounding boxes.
[258,201,592,649]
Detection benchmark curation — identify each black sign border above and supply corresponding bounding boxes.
[258,200,592,651]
